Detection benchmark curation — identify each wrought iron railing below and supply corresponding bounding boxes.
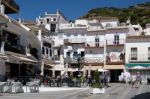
[85,41,104,47]
[129,54,150,62]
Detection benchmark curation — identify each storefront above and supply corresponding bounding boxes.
[103,65,124,82]
[126,63,150,82]
[6,51,38,81]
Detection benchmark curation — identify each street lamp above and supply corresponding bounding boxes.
[73,53,84,77]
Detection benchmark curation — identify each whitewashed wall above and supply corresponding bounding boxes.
[126,40,150,63]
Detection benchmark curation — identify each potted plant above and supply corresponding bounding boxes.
[90,70,105,94]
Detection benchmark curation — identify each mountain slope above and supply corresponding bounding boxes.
[81,2,150,27]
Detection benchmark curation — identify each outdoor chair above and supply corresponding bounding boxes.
[9,82,24,93]
[26,80,40,93]
[0,82,8,93]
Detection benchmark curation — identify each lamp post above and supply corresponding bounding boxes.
[74,53,84,77]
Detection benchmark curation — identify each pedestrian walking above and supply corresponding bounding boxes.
[103,72,108,87]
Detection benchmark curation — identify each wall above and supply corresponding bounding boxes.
[126,39,150,63]
[101,21,118,28]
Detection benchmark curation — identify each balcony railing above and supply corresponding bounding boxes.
[84,57,104,63]
[106,39,125,46]
[4,43,25,54]
[85,41,104,48]
[64,38,86,44]
[2,0,19,13]
[64,57,84,64]
[129,54,150,62]
[106,52,125,65]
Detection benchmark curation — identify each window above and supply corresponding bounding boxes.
[40,21,43,24]
[49,49,52,56]
[51,24,56,32]
[81,51,85,57]
[42,47,45,54]
[46,18,50,23]
[131,48,137,60]
[73,51,78,58]
[43,42,51,48]
[134,28,139,32]
[95,36,99,47]
[148,47,150,60]
[106,23,112,28]
[114,34,119,45]
[66,52,70,58]
[46,48,49,54]
[53,18,56,21]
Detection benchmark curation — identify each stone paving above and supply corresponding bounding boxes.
[0,83,150,99]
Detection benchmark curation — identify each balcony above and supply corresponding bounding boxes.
[4,43,25,54]
[106,39,125,46]
[2,0,19,14]
[129,54,150,62]
[64,38,86,45]
[64,57,84,64]
[106,52,125,65]
[84,57,104,65]
[85,41,104,48]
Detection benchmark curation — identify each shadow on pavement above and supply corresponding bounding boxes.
[132,92,150,99]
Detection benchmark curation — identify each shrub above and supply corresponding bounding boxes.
[90,70,102,88]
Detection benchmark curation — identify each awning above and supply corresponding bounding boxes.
[126,63,150,68]
[43,59,54,70]
[0,53,8,60]
[85,66,103,71]
[103,65,125,70]
[6,51,38,64]
[43,59,53,66]
[128,66,147,70]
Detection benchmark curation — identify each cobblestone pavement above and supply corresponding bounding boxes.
[0,83,150,99]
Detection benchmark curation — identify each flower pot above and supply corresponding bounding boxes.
[90,88,105,94]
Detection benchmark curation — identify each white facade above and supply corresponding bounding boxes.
[125,35,150,82]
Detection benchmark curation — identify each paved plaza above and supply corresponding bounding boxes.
[0,83,150,99]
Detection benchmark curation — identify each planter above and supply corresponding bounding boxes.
[90,88,105,94]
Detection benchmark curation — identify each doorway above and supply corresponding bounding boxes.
[110,70,122,82]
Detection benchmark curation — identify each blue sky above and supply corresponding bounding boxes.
[14,0,149,20]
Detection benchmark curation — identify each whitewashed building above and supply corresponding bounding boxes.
[35,11,147,82]
[35,11,69,77]
[60,17,130,82]
[126,24,150,82]
[0,0,41,82]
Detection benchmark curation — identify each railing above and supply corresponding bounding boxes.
[4,43,26,54]
[87,26,103,31]
[64,57,84,63]
[106,39,125,46]
[129,54,150,62]
[84,57,104,63]
[85,41,104,47]
[64,38,86,44]
[106,52,125,65]
[53,56,60,61]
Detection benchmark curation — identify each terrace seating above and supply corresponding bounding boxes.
[26,79,40,93]
[9,82,24,93]
[0,81,24,93]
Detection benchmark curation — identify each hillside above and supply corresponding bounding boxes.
[80,2,150,27]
